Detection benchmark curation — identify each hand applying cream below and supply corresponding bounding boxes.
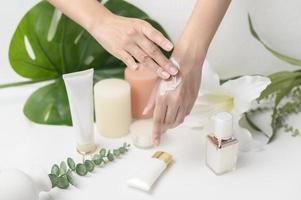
[142,0,231,146]
[144,51,204,146]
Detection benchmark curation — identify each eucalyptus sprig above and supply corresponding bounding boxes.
[48,143,130,189]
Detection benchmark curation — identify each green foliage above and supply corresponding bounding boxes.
[247,15,301,142]
[248,15,301,66]
[48,143,130,189]
[2,0,170,125]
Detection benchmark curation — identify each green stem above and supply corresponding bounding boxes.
[245,112,270,139]
[0,78,55,89]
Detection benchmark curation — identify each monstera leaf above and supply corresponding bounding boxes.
[7,0,170,125]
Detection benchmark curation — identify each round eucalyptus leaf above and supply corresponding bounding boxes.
[59,161,67,175]
[107,153,115,162]
[119,147,126,154]
[56,175,70,189]
[51,164,60,176]
[66,170,75,186]
[76,163,87,176]
[48,174,58,188]
[99,148,106,157]
[84,160,95,172]
[113,149,120,157]
[92,154,103,166]
[67,157,76,171]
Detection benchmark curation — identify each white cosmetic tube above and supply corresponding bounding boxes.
[126,151,172,192]
[63,69,97,155]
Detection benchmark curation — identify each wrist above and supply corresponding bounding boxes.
[173,39,206,71]
[84,3,113,34]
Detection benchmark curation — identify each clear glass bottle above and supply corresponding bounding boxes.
[206,112,239,175]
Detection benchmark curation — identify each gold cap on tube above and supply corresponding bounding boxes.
[152,151,172,166]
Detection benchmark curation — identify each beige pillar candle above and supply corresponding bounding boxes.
[94,79,132,138]
[125,67,157,119]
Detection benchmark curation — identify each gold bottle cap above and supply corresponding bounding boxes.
[152,151,172,166]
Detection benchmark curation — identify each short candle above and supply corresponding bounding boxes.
[94,78,132,138]
[125,67,157,119]
[130,119,154,148]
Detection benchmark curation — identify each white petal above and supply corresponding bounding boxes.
[193,93,233,115]
[233,115,265,152]
[200,60,221,92]
[221,76,271,115]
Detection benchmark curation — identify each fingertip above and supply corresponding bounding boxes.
[164,42,173,51]
[142,107,149,115]
[153,137,160,146]
[162,71,171,79]
[169,66,179,76]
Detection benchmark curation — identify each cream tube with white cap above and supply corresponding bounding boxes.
[63,69,97,155]
[206,112,239,175]
[126,151,172,192]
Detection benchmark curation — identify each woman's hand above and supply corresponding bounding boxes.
[90,14,179,79]
[143,46,205,146]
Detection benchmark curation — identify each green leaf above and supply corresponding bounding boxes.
[84,160,95,172]
[119,147,126,154]
[259,71,301,100]
[75,163,87,176]
[56,175,70,189]
[23,79,72,125]
[8,0,170,125]
[51,164,60,176]
[104,0,148,19]
[107,152,115,162]
[257,70,301,143]
[66,170,75,186]
[99,148,106,157]
[48,174,58,188]
[244,113,263,132]
[67,157,76,171]
[268,78,301,143]
[113,149,120,157]
[92,154,103,166]
[59,161,67,175]
[248,15,301,66]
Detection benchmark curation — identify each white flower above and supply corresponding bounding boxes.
[190,61,271,152]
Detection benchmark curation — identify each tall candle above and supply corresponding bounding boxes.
[94,79,132,138]
[125,67,157,119]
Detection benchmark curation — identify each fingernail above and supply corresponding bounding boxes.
[169,66,178,75]
[153,138,160,146]
[162,71,170,79]
[142,107,149,115]
[166,42,173,51]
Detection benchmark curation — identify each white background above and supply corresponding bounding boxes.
[1,1,301,200]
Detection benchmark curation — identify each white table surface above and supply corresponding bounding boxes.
[0,83,301,200]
